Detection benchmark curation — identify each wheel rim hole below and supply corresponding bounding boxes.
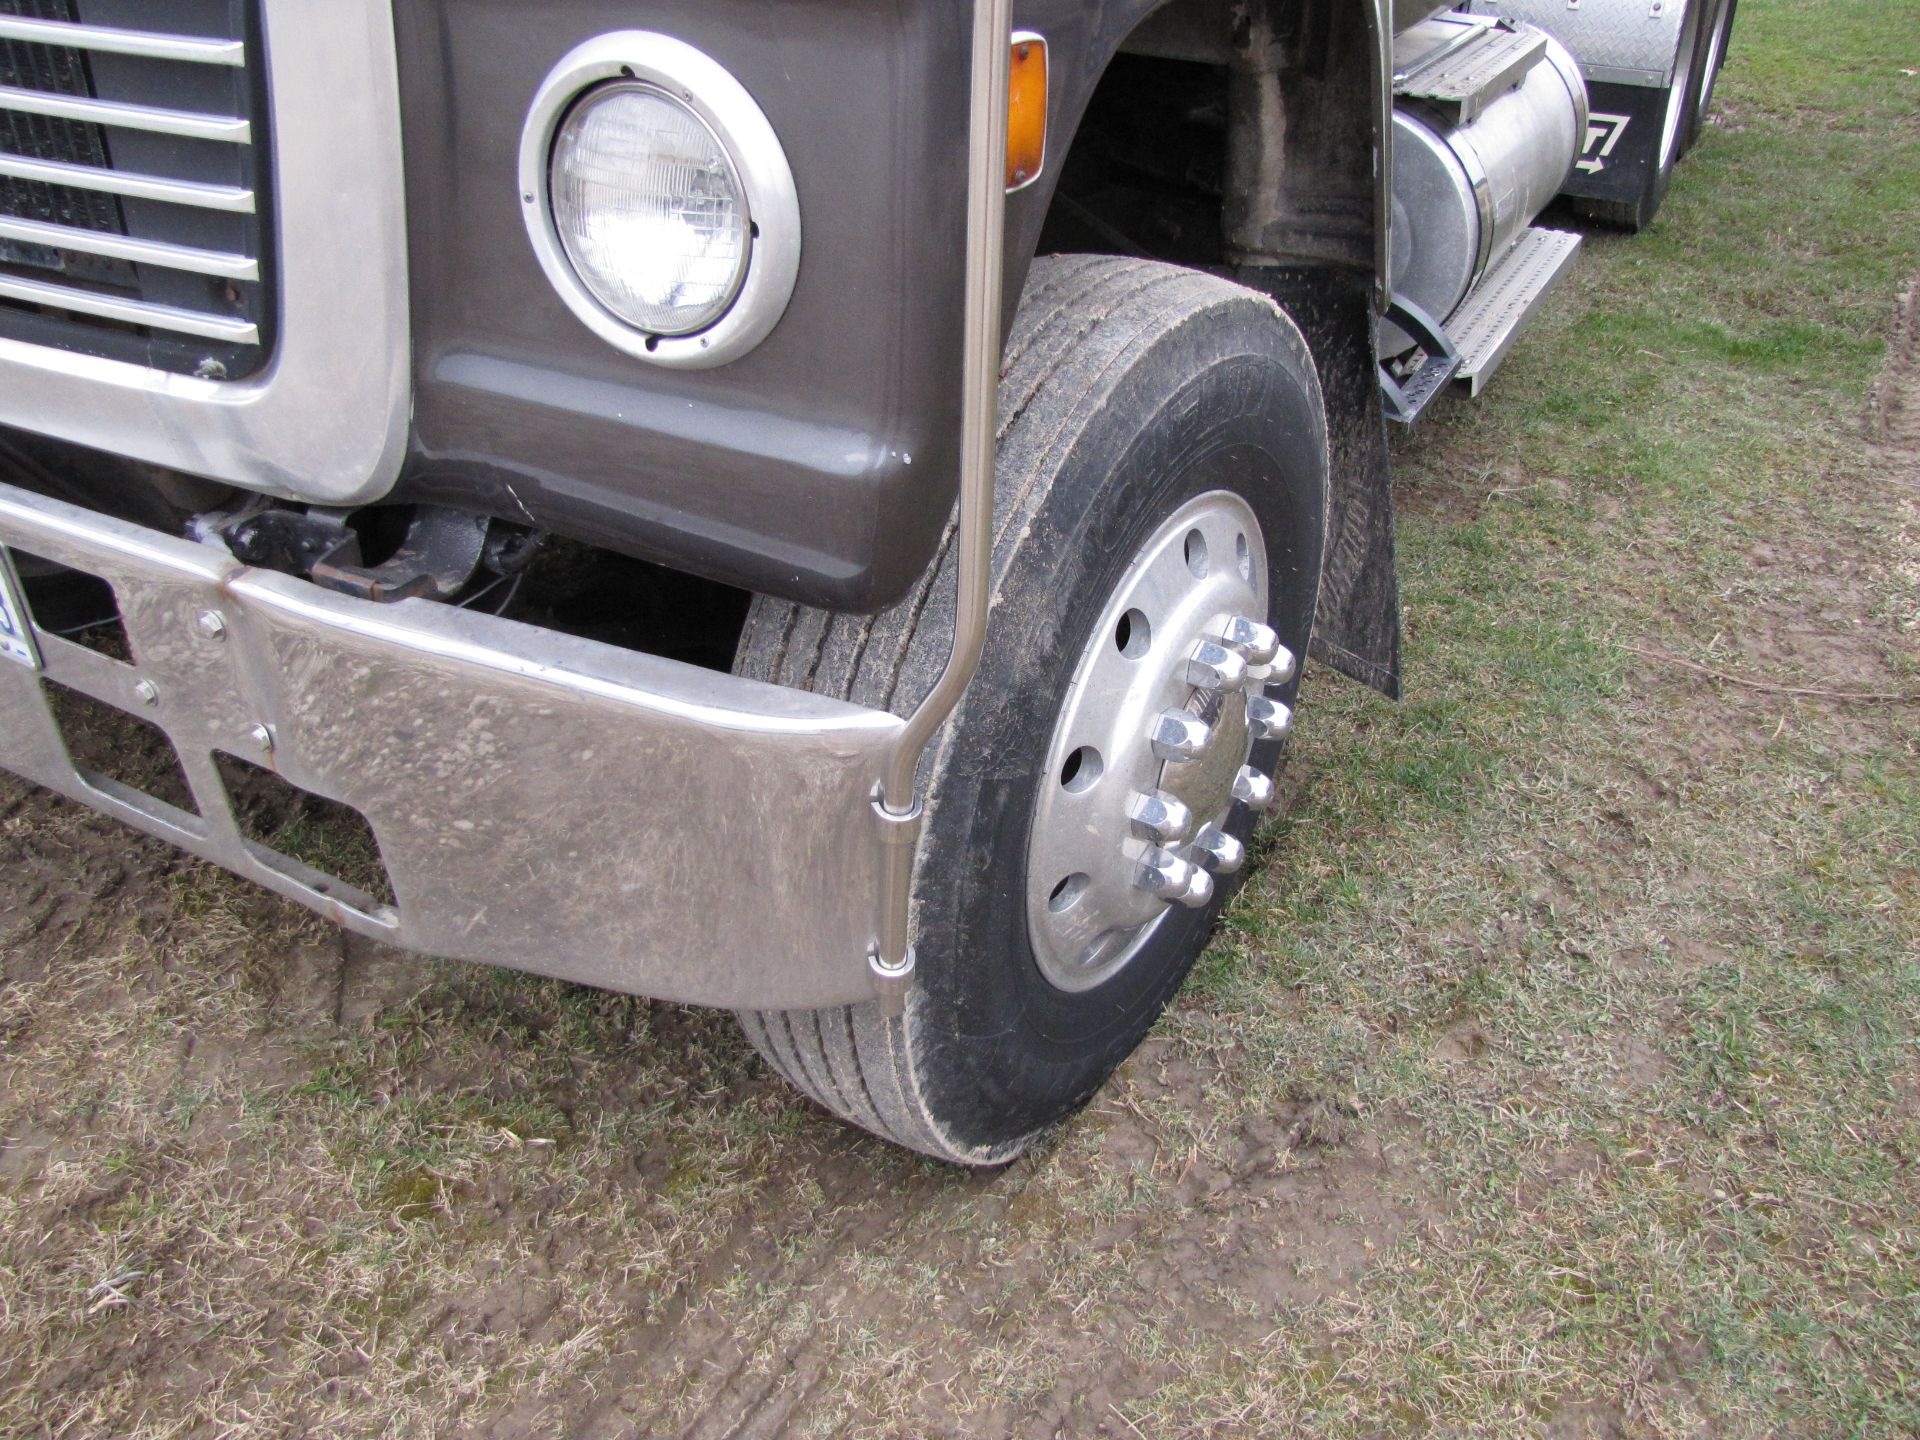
[1059,745,1103,793]
[1184,529,1210,578]
[1114,608,1152,659]
[1235,532,1251,581]
[1048,873,1089,913]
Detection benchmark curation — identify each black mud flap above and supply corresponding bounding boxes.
[1563,78,1672,211]
[1232,266,1402,700]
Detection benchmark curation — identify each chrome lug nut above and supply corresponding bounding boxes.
[1149,710,1212,762]
[1137,845,1203,902]
[1178,867,1215,909]
[1191,824,1244,875]
[1128,789,1195,845]
[1267,643,1298,685]
[1218,615,1281,667]
[1233,764,1276,813]
[1185,639,1248,692]
[1246,694,1293,741]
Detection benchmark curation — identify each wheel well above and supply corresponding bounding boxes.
[1035,47,1230,268]
[1035,0,1384,276]
[1030,0,1403,700]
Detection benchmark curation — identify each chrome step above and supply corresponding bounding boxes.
[1449,225,1582,396]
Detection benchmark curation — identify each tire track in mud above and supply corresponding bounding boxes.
[517,1138,950,1440]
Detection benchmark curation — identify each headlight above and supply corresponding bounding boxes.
[519,33,801,369]
[550,84,750,337]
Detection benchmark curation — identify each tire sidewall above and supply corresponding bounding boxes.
[909,301,1326,1151]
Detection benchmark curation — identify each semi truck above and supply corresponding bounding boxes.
[0,0,1734,1163]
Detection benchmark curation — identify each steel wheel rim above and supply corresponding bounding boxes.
[1025,489,1282,994]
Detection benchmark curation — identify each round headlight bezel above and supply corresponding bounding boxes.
[518,32,801,369]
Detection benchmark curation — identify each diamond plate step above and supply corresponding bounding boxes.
[1395,23,1549,124]
[1450,226,1583,397]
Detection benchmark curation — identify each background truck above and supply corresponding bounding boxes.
[0,0,1734,1163]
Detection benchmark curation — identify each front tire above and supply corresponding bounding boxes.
[735,257,1329,1164]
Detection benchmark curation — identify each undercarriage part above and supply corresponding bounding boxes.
[310,507,491,603]
[0,427,236,538]
[208,503,538,607]
[1224,0,1383,277]
[203,498,746,666]
[1384,16,1586,353]
[1378,293,1463,424]
[217,507,360,578]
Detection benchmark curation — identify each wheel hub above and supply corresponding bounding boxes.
[1026,491,1295,993]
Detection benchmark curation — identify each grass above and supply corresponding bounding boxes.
[2,1,1918,1434]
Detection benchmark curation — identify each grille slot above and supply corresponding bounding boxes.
[0,0,271,378]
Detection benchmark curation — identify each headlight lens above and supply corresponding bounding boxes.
[549,82,750,337]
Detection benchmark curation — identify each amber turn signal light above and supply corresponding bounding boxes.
[1007,32,1048,192]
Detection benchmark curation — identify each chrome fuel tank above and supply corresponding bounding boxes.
[1387,23,1587,350]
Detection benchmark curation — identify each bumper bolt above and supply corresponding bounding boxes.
[1128,790,1195,845]
[1233,764,1276,813]
[1191,824,1245,875]
[1186,639,1249,692]
[1246,694,1293,741]
[196,610,228,641]
[1149,710,1212,762]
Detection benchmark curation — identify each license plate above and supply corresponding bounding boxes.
[0,549,42,670]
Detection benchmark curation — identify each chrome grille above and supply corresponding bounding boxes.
[0,0,270,377]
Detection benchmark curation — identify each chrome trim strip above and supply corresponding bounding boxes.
[0,215,260,282]
[868,0,1014,994]
[0,273,259,343]
[0,84,252,144]
[0,16,244,66]
[1448,120,1498,285]
[0,0,413,507]
[0,481,902,1010]
[0,151,255,214]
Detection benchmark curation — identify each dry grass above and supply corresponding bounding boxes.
[3,1,1918,1434]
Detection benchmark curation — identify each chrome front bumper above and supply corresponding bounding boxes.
[0,482,906,1010]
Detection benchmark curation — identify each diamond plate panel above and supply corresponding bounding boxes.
[1465,0,1690,86]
